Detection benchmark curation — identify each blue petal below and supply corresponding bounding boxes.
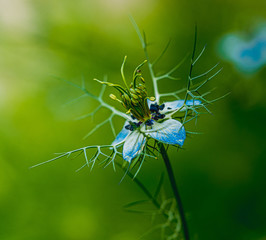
[111,121,130,146]
[123,131,146,162]
[142,119,186,146]
[219,27,266,73]
[162,100,201,114]
[185,99,202,106]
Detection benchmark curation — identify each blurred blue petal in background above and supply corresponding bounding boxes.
[218,23,266,73]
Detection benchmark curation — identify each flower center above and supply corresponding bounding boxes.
[121,82,151,122]
[96,57,157,123]
[124,102,166,131]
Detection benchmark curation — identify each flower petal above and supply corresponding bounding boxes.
[123,131,146,162]
[161,99,201,114]
[111,121,130,146]
[141,119,186,146]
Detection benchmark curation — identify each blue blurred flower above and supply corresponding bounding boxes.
[112,99,201,162]
[219,24,266,73]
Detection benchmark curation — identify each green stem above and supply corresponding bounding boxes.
[159,143,190,240]
[115,162,169,219]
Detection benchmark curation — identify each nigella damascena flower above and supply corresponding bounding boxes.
[96,57,201,162]
[112,99,200,162]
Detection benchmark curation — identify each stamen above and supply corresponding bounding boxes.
[140,77,145,83]
[145,119,154,126]
[159,104,165,110]
[109,94,117,100]
[125,121,142,131]
[136,121,142,127]
[150,103,159,113]
[125,124,133,131]
[158,113,165,119]
[151,111,165,121]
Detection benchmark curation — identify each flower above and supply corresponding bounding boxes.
[112,99,201,162]
[219,24,266,73]
[96,57,201,162]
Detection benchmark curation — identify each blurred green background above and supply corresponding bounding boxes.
[0,0,265,239]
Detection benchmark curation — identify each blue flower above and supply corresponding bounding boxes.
[95,58,202,162]
[218,24,266,73]
[112,99,201,162]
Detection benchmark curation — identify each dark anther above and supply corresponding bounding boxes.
[131,115,136,120]
[125,124,134,131]
[125,121,142,131]
[159,104,165,110]
[145,119,154,126]
[158,114,165,119]
[167,107,172,110]
[136,121,142,127]
[125,124,131,130]
[137,69,141,73]
[150,103,159,113]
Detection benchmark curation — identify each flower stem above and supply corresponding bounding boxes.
[115,162,169,219]
[159,143,190,240]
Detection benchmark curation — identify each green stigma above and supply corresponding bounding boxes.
[95,56,155,122]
